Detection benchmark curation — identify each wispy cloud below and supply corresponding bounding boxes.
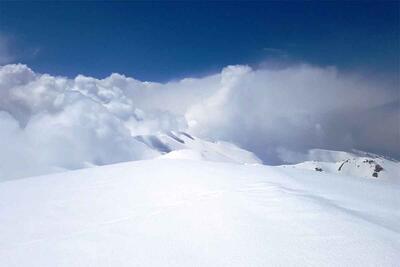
[263,47,286,54]
[0,32,41,65]
[0,33,15,65]
[262,47,289,60]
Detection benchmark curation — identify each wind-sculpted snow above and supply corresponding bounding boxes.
[0,159,399,266]
[0,63,398,179]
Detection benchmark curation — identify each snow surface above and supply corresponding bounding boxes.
[1,159,399,266]
[138,131,261,164]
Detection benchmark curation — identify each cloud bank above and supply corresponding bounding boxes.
[0,63,398,179]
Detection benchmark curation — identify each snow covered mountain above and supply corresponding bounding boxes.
[134,131,261,164]
[0,158,399,266]
[281,149,400,183]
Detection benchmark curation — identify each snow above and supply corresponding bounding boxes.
[282,149,400,183]
[146,131,261,164]
[0,159,399,266]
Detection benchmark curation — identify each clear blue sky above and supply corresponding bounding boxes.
[0,1,398,81]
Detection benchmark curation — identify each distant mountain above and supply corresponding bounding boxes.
[135,133,399,182]
[134,131,262,165]
[280,149,400,182]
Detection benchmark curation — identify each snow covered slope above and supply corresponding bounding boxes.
[0,159,399,266]
[282,149,400,183]
[135,131,261,164]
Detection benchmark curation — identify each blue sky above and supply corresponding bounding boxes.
[0,1,398,81]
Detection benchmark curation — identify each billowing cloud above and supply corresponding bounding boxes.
[185,65,399,163]
[0,64,163,180]
[0,63,398,179]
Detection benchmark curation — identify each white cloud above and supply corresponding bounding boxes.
[0,63,398,179]
[184,64,399,163]
[0,64,162,179]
